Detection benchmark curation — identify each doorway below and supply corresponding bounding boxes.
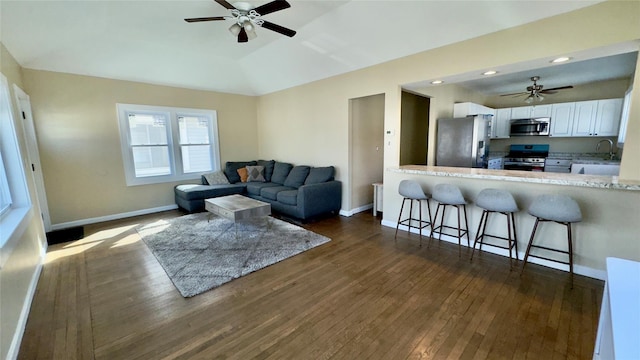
[13,85,51,231]
[400,91,430,165]
[349,94,385,215]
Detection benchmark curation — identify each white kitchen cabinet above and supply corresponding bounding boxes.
[549,102,575,137]
[509,104,551,119]
[453,102,495,117]
[572,99,622,137]
[594,98,623,136]
[510,106,532,119]
[572,100,599,136]
[493,108,512,138]
[531,104,552,117]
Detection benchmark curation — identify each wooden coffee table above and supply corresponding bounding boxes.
[205,195,271,236]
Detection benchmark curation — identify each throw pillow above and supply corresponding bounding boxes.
[257,160,275,182]
[202,170,230,185]
[283,166,311,188]
[246,165,266,182]
[305,166,335,185]
[237,167,249,182]
[224,161,257,183]
[271,162,293,185]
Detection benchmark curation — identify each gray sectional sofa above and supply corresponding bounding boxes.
[174,160,342,221]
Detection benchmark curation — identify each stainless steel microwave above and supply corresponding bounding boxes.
[510,118,550,136]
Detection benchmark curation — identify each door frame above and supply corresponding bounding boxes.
[13,85,51,231]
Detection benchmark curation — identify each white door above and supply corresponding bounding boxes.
[572,100,598,136]
[13,85,51,231]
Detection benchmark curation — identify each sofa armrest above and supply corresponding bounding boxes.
[297,181,342,219]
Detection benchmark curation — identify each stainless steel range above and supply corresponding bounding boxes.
[503,144,549,172]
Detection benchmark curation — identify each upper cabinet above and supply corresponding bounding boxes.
[572,99,622,137]
[453,102,495,117]
[510,104,552,119]
[549,102,575,137]
[493,108,512,139]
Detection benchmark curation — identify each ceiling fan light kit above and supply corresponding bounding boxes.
[500,75,573,103]
[185,0,296,43]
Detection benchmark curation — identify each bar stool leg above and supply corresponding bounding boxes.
[521,218,541,274]
[394,198,407,239]
[438,205,446,242]
[567,222,574,289]
[463,204,470,247]
[418,199,423,247]
[506,212,514,269]
[471,210,489,261]
[511,213,519,260]
[428,203,440,247]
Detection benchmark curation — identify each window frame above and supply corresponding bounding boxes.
[116,103,220,186]
[0,73,32,251]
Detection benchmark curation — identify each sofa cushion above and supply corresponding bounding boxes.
[260,186,295,201]
[246,182,280,196]
[175,183,246,201]
[224,161,257,183]
[305,166,335,185]
[271,162,293,185]
[284,166,310,188]
[246,165,266,182]
[257,160,275,182]
[277,190,298,206]
[202,170,230,185]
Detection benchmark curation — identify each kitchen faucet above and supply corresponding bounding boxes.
[596,139,615,160]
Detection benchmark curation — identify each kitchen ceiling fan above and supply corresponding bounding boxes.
[501,76,573,103]
[184,0,296,43]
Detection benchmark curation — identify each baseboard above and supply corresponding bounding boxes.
[381,220,605,281]
[7,248,45,360]
[51,204,179,230]
[340,203,373,217]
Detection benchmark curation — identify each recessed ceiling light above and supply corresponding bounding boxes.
[551,57,572,63]
[482,70,498,75]
[431,80,444,85]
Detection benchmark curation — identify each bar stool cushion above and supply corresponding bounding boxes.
[432,184,466,205]
[476,189,518,213]
[528,194,582,223]
[398,180,428,200]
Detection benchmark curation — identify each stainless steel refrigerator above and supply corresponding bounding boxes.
[436,115,492,168]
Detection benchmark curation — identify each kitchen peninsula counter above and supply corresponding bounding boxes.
[383,165,640,279]
[390,165,640,191]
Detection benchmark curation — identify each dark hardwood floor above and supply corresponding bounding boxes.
[18,210,604,359]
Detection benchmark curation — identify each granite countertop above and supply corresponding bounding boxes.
[390,165,640,191]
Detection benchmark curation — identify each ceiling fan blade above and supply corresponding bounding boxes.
[254,0,291,16]
[540,85,574,93]
[238,28,249,43]
[260,21,296,37]
[500,91,527,97]
[184,16,226,23]
[215,0,236,9]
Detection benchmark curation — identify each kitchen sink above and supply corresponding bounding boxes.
[570,163,620,176]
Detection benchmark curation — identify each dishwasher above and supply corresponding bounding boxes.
[544,158,572,173]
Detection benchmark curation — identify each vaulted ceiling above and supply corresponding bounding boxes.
[1,0,611,96]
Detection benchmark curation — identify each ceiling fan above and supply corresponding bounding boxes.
[184,0,296,43]
[501,76,573,103]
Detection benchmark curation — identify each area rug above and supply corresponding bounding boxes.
[137,212,331,297]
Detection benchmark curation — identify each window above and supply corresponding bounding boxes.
[1,73,32,249]
[117,104,220,186]
[0,152,12,217]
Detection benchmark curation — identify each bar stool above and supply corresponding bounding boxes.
[430,184,469,254]
[394,180,433,246]
[470,188,519,269]
[522,194,582,287]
